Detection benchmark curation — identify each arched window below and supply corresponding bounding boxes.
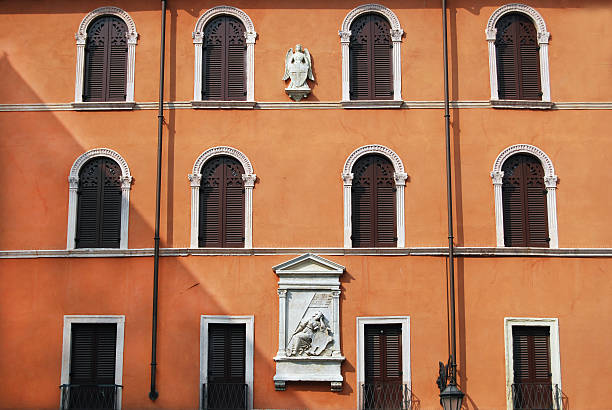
[67,149,132,250]
[199,156,245,247]
[189,147,256,249]
[486,4,551,103]
[76,157,122,248]
[343,145,407,248]
[339,4,403,104]
[193,6,257,104]
[84,16,128,102]
[491,144,558,248]
[202,16,246,101]
[495,13,540,100]
[501,154,548,247]
[349,14,392,100]
[352,155,396,247]
[75,7,138,104]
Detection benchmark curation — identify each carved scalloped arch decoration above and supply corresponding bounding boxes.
[194,5,256,37]
[70,148,132,180]
[340,3,402,33]
[486,3,548,40]
[343,144,405,175]
[77,7,138,42]
[492,144,555,177]
[192,146,255,176]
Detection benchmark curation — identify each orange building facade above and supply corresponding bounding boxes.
[1,1,611,409]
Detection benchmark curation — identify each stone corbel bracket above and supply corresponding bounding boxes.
[273,253,346,392]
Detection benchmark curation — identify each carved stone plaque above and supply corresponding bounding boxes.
[273,254,345,391]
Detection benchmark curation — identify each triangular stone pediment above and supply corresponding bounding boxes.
[273,253,345,275]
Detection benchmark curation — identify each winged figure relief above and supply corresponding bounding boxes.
[283,44,314,90]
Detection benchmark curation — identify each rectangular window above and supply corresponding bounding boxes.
[200,316,253,410]
[357,317,411,410]
[61,316,125,410]
[504,318,562,410]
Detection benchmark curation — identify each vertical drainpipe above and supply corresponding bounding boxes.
[442,0,458,385]
[150,0,167,401]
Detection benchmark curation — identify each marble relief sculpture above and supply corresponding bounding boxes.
[286,311,333,357]
[273,254,345,391]
[283,44,314,101]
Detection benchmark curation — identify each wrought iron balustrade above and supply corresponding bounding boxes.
[202,382,248,410]
[59,384,121,410]
[511,383,566,410]
[360,383,412,410]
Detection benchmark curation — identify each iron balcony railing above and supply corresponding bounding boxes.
[59,384,121,410]
[202,382,248,410]
[360,383,412,410]
[511,383,566,410]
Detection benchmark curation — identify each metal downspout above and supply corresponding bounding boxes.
[442,0,458,385]
[150,0,167,401]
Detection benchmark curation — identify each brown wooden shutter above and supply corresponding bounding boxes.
[496,13,541,100]
[352,155,397,247]
[512,326,552,408]
[365,324,402,383]
[350,14,392,100]
[364,324,402,408]
[76,157,122,248]
[208,323,246,383]
[199,156,245,247]
[502,154,549,247]
[203,16,246,101]
[84,16,127,102]
[70,323,117,385]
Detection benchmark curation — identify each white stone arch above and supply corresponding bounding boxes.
[74,7,139,103]
[339,4,404,102]
[189,146,256,248]
[485,4,551,102]
[193,6,257,102]
[67,148,133,250]
[342,145,408,248]
[490,144,558,248]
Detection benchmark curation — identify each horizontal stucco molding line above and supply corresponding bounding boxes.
[3,101,612,111]
[3,247,612,258]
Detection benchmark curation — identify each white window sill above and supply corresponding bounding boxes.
[191,100,256,109]
[490,99,553,109]
[341,100,404,109]
[71,101,136,110]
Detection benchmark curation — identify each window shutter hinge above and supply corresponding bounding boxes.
[546,237,551,242]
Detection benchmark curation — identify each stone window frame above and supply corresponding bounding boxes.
[67,148,133,250]
[192,6,257,105]
[491,144,558,248]
[200,315,254,410]
[61,315,126,409]
[342,144,407,248]
[339,4,404,106]
[504,317,562,410]
[356,316,411,409]
[189,146,256,249]
[486,4,551,104]
[74,7,138,105]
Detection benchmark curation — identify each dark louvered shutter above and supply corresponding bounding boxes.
[203,16,246,101]
[496,13,541,100]
[502,154,549,247]
[352,155,397,247]
[350,14,392,100]
[364,324,402,408]
[512,326,552,408]
[199,156,245,247]
[70,323,117,385]
[76,157,122,248]
[84,16,128,102]
[207,324,246,409]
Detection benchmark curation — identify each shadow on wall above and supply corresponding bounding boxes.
[0,0,592,15]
